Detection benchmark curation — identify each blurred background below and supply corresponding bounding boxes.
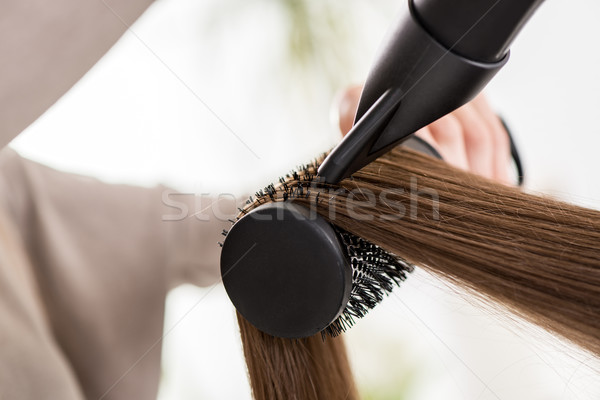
[11,0,600,398]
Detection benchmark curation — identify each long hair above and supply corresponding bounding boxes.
[237,147,600,399]
[237,313,358,400]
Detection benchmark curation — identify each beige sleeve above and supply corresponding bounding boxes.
[0,0,155,148]
[0,147,234,399]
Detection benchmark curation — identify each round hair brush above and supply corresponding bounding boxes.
[220,156,417,339]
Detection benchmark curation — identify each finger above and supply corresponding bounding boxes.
[414,126,442,155]
[427,114,470,171]
[453,103,495,179]
[337,84,363,137]
[471,94,512,184]
[414,126,436,147]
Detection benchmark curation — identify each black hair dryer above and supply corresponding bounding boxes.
[318,0,544,184]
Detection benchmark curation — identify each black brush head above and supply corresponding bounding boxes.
[221,202,353,339]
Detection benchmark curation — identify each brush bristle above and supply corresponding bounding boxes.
[225,156,415,337]
[323,227,414,337]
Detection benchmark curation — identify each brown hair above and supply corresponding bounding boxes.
[237,146,600,399]
[237,313,358,400]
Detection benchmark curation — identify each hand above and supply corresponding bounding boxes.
[337,85,512,184]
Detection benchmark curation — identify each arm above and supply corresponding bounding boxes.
[0,0,155,148]
[0,148,235,398]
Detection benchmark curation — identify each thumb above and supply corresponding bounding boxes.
[337,84,363,137]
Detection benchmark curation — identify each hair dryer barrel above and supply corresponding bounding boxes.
[412,0,545,63]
